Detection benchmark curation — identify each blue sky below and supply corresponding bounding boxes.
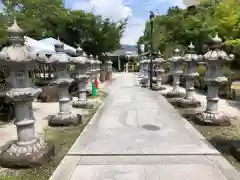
[64,0,189,45]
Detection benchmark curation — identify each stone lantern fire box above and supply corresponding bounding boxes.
[0,20,54,168]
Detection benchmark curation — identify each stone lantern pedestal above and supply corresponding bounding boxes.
[196,34,234,126]
[0,20,54,168]
[71,48,93,109]
[163,48,185,104]
[179,43,202,109]
[152,53,166,91]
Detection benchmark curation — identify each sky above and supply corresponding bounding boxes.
[64,0,186,45]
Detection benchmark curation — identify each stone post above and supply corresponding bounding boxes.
[152,52,166,91]
[106,60,113,80]
[37,40,81,126]
[0,20,54,168]
[100,61,106,82]
[164,48,185,104]
[140,58,150,87]
[196,34,234,126]
[180,42,202,108]
[85,55,91,93]
[95,56,101,87]
[89,55,96,84]
[139,60,144,78]
[70,47,93,109]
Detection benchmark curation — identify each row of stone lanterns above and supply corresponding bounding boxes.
[0,20,113,168]
[139,34,234,126]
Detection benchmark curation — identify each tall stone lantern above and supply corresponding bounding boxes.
[180,42,202,108]
[70,47,93,109]
[152,52,166,91]
[164,48,185,101]
[37,40,81,126]
[196,34,234,126]
[0,20,54,168]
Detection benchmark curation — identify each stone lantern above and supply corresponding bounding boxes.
[152,52,166,91]
[0,20,54,168]
[179,42,202,108]
[37,39,81,126]
[164,48,185,101]
[70,47,93,109]
[196,34,234,126]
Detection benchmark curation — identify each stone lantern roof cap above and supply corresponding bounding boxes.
[70,54,87,64]
[153,51,165,63]
[8,19,24,34]
[0,19,36,64]
[184,42,202,62]
[170,48,183,62]
[204,34,234,61]
[54,37,64,52]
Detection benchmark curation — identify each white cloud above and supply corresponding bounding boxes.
[71,0,132,21]
[120,17,146,45]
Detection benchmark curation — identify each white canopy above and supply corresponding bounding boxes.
[39,37,76,52]
[24,36,55,53]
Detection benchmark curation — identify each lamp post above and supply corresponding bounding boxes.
[149,11,155,89]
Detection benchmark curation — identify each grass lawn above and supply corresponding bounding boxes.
[178,108,240,171]
[0,106,99,180]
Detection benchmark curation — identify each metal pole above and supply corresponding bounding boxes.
[149,12,155,89]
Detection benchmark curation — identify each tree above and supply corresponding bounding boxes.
[0,0,126,56]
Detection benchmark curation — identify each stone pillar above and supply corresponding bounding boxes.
[95,56,101,86]
[0,20,54,168]
[70,48,93,109]
[152,52,166,91]
[139,60,143,78]
[100,61,106,82]
[196,34,234,126]
[37,40,81,126]
[180,42,202,108]
[105,60,112,81]
[164,48,185,103]
[140,58,149,87]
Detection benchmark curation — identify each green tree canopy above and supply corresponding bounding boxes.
[0,0,127,56]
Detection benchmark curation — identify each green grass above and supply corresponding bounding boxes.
[88,90,108,99]
[0,107,99,180]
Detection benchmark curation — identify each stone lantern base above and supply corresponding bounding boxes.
[0,138,54,168]
[151,84,166,91]
[162,90,185,107]
[48,112,81,126]
[140,78,149,88]
[72,100,94,109]
[179,98,201,108]
[195,111,231,126]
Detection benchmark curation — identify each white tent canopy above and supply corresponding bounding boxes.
[39,37,76,52]
[24,36,55,53]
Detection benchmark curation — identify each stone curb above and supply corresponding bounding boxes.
[48,100,106,180]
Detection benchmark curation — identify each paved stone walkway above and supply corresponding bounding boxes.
[50,73,240,180]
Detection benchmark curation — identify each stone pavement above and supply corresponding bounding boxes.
[50,73,240,180]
